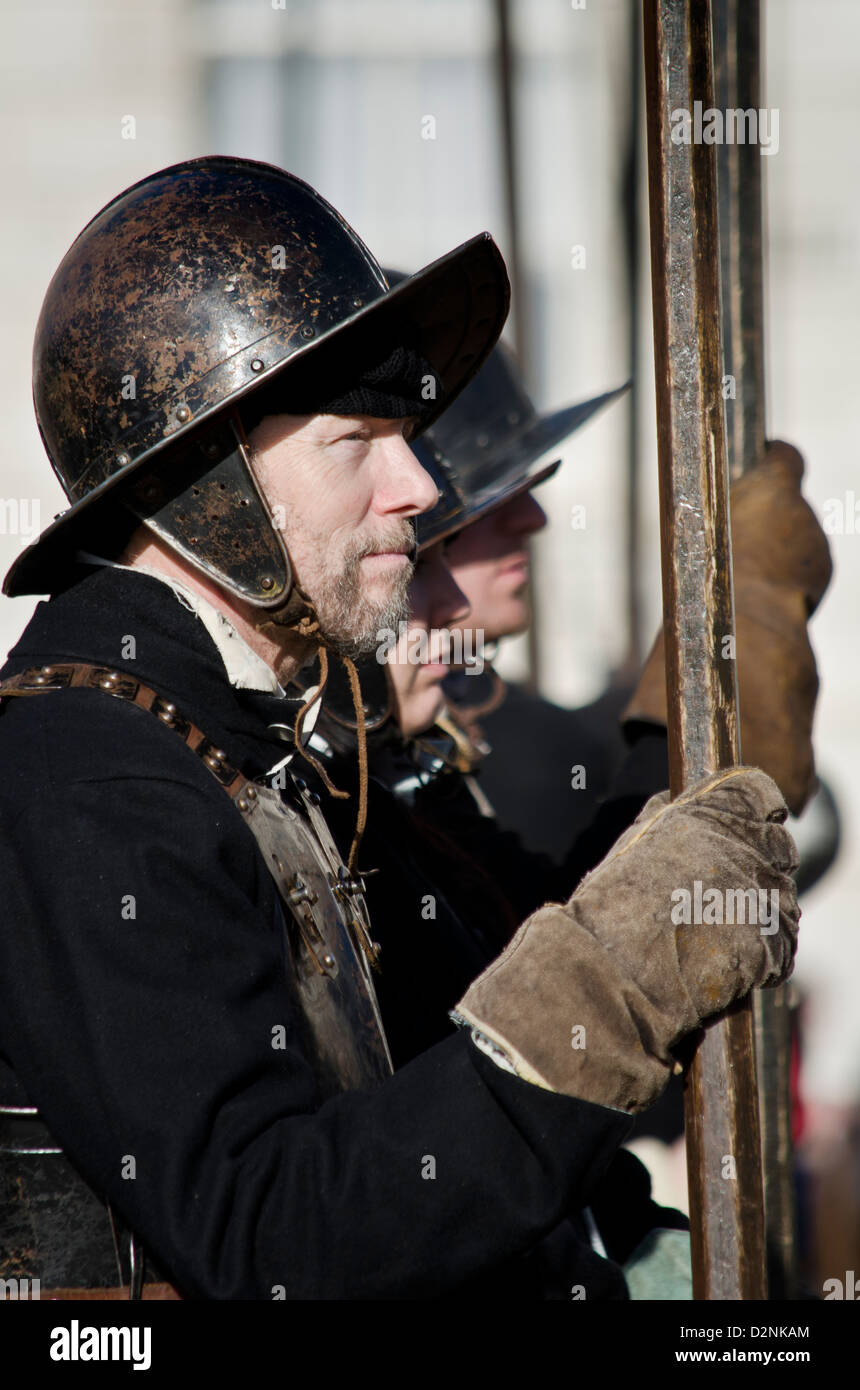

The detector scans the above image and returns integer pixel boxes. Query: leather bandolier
[0,662,393,1300]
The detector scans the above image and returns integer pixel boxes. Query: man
[419,343,832,863]
[401,345,832,1164]
[0,156,797,1300]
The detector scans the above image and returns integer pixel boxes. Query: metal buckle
[284,873,337,977]
[330,868,382,971]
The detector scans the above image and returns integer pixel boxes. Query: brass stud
[117,452,132,468]
[175,405,191,424]
[322,953,335,969]
[237,797,249,812]
[261,576,274,591]
[246,786,257,800]
[251,358,264,372]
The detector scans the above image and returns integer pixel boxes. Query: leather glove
[623,441,832,815]
[453,767,799,1114]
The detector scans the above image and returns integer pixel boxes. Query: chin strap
[286,621,369,876]
[338,655,369,874]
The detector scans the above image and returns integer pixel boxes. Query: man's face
[247,412,438,658]
[386,541,471,737]
[444,488,548,641]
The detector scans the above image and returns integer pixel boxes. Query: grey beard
[298,521,416,660]
[315,557,412,660]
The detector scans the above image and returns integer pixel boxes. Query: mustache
[349,521,417,565]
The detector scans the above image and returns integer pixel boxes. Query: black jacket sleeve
[0,691,632,1299]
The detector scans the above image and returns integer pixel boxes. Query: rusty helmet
[5,156,509,604]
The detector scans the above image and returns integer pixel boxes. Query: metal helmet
[5,156,510,603]
[413,339,629,548]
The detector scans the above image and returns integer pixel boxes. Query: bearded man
[0,157,798,1301]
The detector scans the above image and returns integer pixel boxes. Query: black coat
[0,565,649,1300]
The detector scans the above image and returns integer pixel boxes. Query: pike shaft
[643,0,767,1300]
[713,0,797,1300]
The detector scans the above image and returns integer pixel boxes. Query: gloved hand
[453,767,798,1113]
[623,441,832,815]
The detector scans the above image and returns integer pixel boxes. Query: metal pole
[642,0,767,1300]
[493,0,540,692]
[618,0,644,683]
[713,0,797,1301]
[713,0,766,483]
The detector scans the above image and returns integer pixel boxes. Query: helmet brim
[5,234,509,597]
[417,381,630,549]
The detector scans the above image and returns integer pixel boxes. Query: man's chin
[484,598,530,641]
[319,593,411,662]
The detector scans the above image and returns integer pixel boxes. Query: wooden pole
[642,0,767,1300]
[713,0,797,1301]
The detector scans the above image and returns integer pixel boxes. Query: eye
[331,429,370,446]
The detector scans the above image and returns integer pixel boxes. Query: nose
[499,488,548,537]
[374,434,440,517]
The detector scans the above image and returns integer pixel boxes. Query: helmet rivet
[261,576,274,590]
[116,452,131,467]
[300,326,314,339]
[352,298,363,309]
[251,358,265,372]
[175,405,191,424]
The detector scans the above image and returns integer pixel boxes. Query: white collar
[75,552,323,776]
[76,551,283,694]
